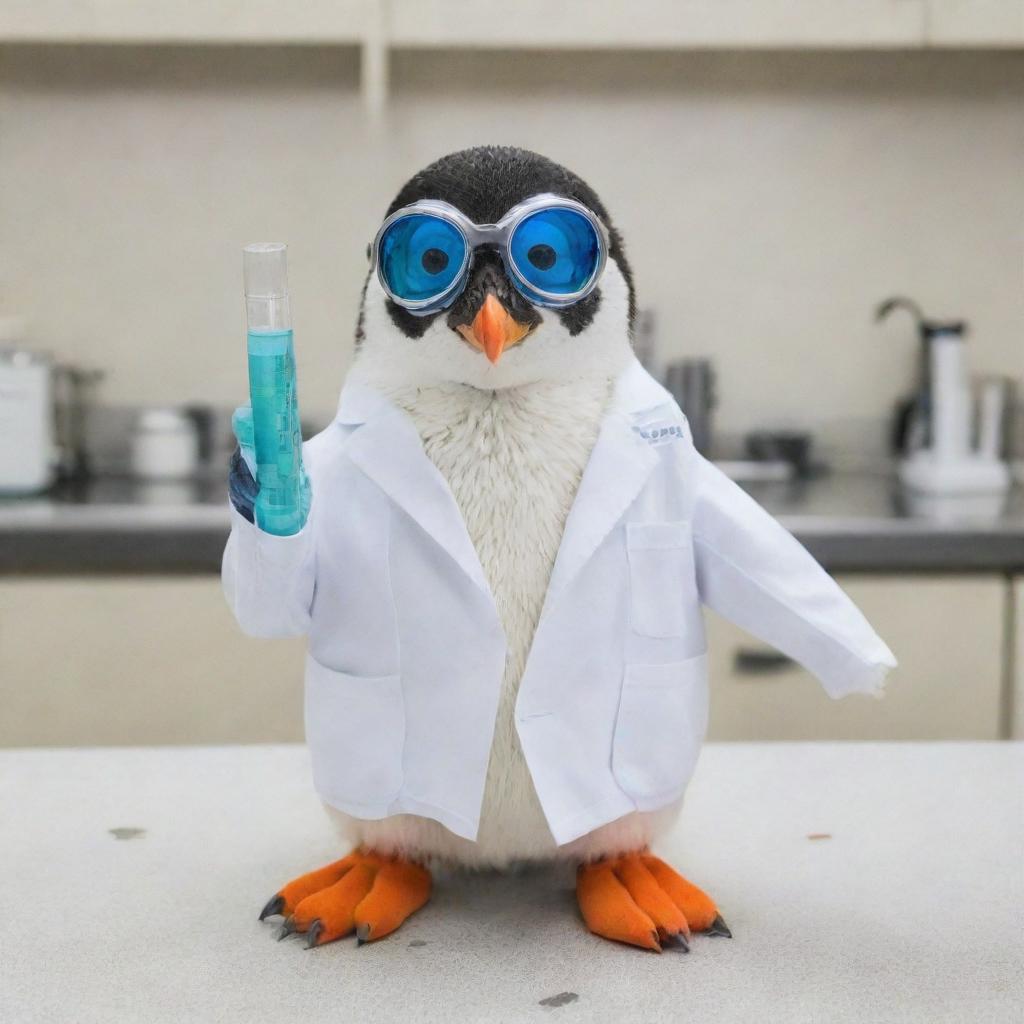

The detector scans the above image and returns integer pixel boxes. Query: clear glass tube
[240,243,306,536]
[244,243,292,331]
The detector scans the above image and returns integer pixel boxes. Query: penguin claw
[663,931,690,953]
[305,920,324,949]
[707,914,732,938]
[259,894,285,921]
[263,850,432,953]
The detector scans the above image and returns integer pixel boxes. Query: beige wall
[1,45,1021,436]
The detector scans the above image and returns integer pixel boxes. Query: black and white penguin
[261,146,727,952]
[348,147,675,867]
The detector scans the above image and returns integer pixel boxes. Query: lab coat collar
[332,358,676,598]
[338,393,493,594]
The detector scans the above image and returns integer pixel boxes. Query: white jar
[0,347,55,494]
[131,408,199,481]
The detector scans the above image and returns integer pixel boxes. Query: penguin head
[354,146,636,391]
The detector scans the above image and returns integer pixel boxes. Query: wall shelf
[2,1,1022,111]
[388,1,927,50]
[0,1,375,45]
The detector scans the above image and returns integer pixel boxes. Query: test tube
[239,243,306,536]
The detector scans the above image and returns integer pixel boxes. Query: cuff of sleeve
[823,645,898,700]
[229,502,313,570]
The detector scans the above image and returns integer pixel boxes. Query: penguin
[255,146,730,952]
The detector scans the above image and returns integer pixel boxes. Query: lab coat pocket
[304,655,405,808]
[627,521,694,638]
[612,657,708,804]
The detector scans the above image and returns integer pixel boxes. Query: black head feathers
[375,146,635,341]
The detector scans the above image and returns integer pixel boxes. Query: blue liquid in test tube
[237,243,307,536]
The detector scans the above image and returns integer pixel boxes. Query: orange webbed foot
[577,852,730,951]
[258,848,431,948]
[640,854,731,937]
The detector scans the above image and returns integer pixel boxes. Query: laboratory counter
[1,741,1019,1023]
[1,470,1022,574]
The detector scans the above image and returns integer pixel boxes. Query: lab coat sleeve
[221,502,316,640]
[691,455,896,698]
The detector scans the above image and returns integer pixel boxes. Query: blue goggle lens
[509,207,602,300]
[378,214,467,305]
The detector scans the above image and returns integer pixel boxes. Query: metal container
[665,358,716,456]
[53,364,103,481]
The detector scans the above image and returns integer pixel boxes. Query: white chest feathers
[403,378,611,625]
[347,378,612,866]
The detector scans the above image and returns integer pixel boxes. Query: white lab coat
[223,359,895,846]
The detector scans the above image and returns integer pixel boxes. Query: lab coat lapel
[337,382,490,594]
[335,360,671,603]
[546,362,667,600]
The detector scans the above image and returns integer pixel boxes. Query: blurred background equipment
[130,407,201,481]
[0,343,54,494]
[745,430,815,479]
[876,296,946,457]
[665,358,716,456]
[877,297,1011,496]
[53,363,104,481]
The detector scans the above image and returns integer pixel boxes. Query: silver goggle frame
[370,192,610,315]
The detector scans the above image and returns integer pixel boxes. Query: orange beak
[456,294,532,364]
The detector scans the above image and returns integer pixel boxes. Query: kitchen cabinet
[3,1,1023,113]
[387,1,927,49]
[0,577,305,747]
[0,572,1012,747]
[706,575,1007,741]
[0,1,375,44]
[927,0,1024,46]
[11,1,1024,50]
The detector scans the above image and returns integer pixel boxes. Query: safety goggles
[370,193,609,316]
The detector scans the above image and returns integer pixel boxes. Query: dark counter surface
[1,471,1022,574]
[0,477,229,573]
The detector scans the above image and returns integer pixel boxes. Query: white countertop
[1,742,1020,1023]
